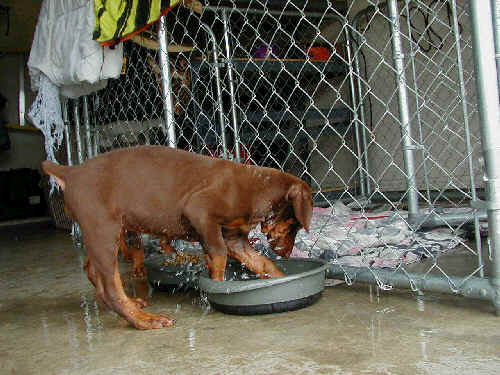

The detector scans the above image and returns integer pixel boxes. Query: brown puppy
[42,146,312,330]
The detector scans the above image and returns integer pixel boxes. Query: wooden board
[5,124,40,132]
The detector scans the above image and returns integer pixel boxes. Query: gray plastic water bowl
[199,258,328,315]
[144,252,205,290]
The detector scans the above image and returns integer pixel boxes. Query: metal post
[469,0,500,315]
[72,221,83,248]
[345,27,366,197]
[61,99,73,166]
[418,209,487,228]
[327,264,494,301]
[18,54,25,126]
[222,10,241,163]
[158,15,177,148]
[387,0,419,223]
[93,126,99,157]
[92,94,99,156]
[201,22,229,159]
[404,1,431,206]
[492,0,500,88]
[73,98,84,164]
[70,98,83,248]
[351,33,371,196]
[207,5,339,18]
[449,0,484,277]
[82,96,93,159]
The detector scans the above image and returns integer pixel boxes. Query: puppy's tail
[41,160,72,191]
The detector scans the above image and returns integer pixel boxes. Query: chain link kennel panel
[56,0,500,312]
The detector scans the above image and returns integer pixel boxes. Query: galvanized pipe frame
[158,15,177,149]
[200,22,229,159]
[205,1,487,245]
[345,27,367,198]
[222,10,241,163]
[82,96,94,159]
[18,54,25,126]
[61,99,73,166]
[327,264,494,302]
[325,0,500,313]
[201,3,490,295]
[405,2,479,209]
[67,98,84,247]
[55,2,497,309]
[59,99,77,234]
[493,0,500,88]
[73,98,84,165]
[349,1,485,231]
[449,0,484,277]
[403,1,432,205]
[275,0,498,310]
[469,0,500,314]
[205,5,344,19]
[350,3,414,207]
[387,0,421,224]
[349,32,372,197]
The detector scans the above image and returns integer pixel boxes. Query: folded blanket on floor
[249,201,464,269]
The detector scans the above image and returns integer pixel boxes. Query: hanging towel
[28,0,123,98]
[93,0,183,46]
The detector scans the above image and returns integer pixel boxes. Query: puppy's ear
[286,182,313,232]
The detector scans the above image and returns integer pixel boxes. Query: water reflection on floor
[0,228,499,375]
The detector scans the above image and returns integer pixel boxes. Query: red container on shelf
[307,46,330,61]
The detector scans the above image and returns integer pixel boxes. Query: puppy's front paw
[133,311,176,330]
[130,297,148,309]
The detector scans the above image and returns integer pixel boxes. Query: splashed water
[198,291,211,313]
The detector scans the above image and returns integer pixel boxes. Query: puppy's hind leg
[124,230,147,279]
[118,229,133,261]
[80,218,174,330]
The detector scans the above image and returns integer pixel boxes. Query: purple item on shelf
[254,44,279,59]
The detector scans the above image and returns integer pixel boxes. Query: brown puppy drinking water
[42,145,312,330]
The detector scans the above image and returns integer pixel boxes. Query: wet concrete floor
[1,227,499,374]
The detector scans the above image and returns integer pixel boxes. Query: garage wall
[0,53,45,170]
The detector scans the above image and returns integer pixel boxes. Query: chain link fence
[52,0,500,308]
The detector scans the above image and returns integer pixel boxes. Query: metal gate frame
[325,0,499,315]
[58,0,500,315]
